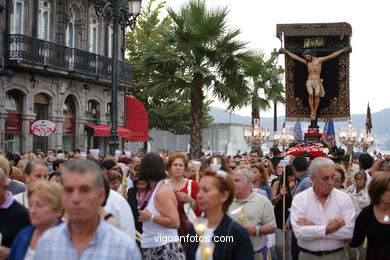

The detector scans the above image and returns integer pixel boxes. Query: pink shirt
[291,187,355,251]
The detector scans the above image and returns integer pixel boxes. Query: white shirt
[291,187,355,251]
[14,191,29,208]
[104,189,135,241]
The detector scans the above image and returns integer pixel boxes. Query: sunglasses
[230,166,236,170]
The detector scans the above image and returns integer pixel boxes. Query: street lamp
[273,125,294,151]
[94,0,141,155]
[357,130,374,154]
[244,119,270,151]
[338,120,357,155]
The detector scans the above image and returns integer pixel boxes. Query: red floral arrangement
[280,142,329,158]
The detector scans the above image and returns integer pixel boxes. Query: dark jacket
[127,187,143,233]
[186,214,254,260]
[9,221,62,260]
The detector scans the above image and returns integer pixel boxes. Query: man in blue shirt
[34,160,141,260]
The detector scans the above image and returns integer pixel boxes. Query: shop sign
[31,120,56,137]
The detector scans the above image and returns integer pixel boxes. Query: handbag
[183,179,197,223]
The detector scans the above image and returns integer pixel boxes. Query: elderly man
[0,168,30,260]
[229,167,276,260]
[291,157,355,260]
[34,160,141,259]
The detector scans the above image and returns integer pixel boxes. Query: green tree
[242,50,284,128]
[126,0,212,137]
[142,0,249,158]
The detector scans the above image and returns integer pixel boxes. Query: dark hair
[6,153,21,166]
[201,170,234,213]
[138,153,167,182]
[53,159,65,171]
[292,156,308,172]
[250,149,260,157]
[251,163,269,185]
[167,152,188,171]
[25,160,48,175]
[206,154,230,173]
[359,154,374,170]
[102,159,116,171]
[368,172,390,205]
[303,49,316,56]
[48,171,61,181]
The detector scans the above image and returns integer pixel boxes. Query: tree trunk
[190,76,204,159]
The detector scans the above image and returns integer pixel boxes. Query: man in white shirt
[291,157,355,260]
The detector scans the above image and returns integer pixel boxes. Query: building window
[89,18,98,53]
[10,0,24,34]
[38,0,50,41]
[106,102,111,116]
[66,8,75,48]
[108,26,113,58]
[5,134,21,154]
[63,97,75,115]
[5,92,22,111]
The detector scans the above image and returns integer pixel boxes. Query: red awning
[85,124,132,138]
[125,97,148,142]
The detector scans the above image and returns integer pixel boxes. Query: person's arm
[291,193,328,239]
[280,48,307,64]
[190,181,201,216]
[147,183,180,229]
[271,181,281,205]
[326,194,355,240]
[349,207,368,248]
[318,47,349,62]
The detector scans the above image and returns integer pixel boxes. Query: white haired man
[290,157,355,260]
[229,167,276,260]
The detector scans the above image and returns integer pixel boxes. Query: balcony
[7,34,132,85]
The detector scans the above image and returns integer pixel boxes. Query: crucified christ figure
[281,47,349,120]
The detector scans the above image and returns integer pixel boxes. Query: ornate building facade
[0,0,132,154]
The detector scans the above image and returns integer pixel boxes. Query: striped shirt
[34,218,142,260]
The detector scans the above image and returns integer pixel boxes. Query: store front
[4,90,23,153]
[33,93,51,153]
[63,96,76,152]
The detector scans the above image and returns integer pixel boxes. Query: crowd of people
[0,147,389,260]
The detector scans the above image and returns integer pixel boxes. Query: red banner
[5,113,22,133]
[63,117,76,135]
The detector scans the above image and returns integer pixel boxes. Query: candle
[203,244,214,259]
[195,223,207,236]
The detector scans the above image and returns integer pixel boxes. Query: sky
[143,0,390,118]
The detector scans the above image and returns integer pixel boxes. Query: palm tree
[242,50,285,149]
[142,0,249,158]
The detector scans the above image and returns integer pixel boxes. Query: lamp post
[338,120,357,155]
[94,0,141,155]
[357,130,374,154]
[273,125,294,152]
[244,119,270,152]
